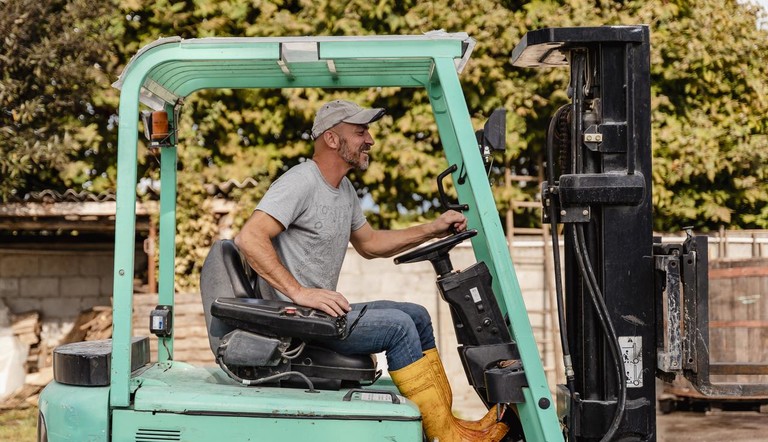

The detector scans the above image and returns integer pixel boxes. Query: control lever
[438,164,469,214]
[437,164,469,234]
[340,304,368,340]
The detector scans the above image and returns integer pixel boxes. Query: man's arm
[234,210,351,317]
[350,210,467,259]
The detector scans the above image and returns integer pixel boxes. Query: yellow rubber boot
[423,348,502,431]
[390,355,509,442]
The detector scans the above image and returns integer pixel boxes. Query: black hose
[545,105,577,440]
[217,358,317,392]
[571,224,627,442]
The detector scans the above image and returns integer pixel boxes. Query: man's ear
[323,130,339,149]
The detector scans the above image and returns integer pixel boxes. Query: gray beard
[339,137,370,171]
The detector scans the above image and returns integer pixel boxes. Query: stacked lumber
[10,311,42,373]
[2,311,46,409]
[1,306,113,409]
[61,306,112,344]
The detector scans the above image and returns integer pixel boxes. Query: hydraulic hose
[571,224,627,442]
[545,106,575,378]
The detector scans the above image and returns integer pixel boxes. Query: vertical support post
[157,102,178,361]
[429,57,563,442]
[108,43,178,407]
[110,82,141,408]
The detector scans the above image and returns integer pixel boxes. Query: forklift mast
[513,26,656,440]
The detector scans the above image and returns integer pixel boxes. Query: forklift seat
[200,239,377,389]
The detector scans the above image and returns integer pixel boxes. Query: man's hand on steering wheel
[431,210,467,238]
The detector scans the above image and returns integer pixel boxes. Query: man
[235,100,508,442]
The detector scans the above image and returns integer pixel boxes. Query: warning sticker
[469,287,482,303]
[619,336,643,388]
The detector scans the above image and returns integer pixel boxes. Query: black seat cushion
[294,345,376,382]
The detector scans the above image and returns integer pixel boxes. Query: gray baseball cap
[311,100,385,140]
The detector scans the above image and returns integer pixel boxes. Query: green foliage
[639,0,768,230]
[0,0,122,199]
[2,0,766,290]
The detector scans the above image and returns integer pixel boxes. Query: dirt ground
[657,410,768,441]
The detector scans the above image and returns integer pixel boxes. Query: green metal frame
[109,34,562,441]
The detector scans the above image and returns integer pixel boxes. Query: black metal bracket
[559,173,645,206]
[437,164,469,212]
[542,183,591,224]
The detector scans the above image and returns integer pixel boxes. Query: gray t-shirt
[255,160,367,301]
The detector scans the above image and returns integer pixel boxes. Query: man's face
[333,123,374,171]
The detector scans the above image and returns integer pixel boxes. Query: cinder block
[359,256,402,276]
[41,297,83,319]
[60,277,100,297]
[100,275,114,296]
[2,297,42,314]
[39,255,80,276]
[79,254,115,276]
[450,246,478,270]
[20,277,60,298]
[80,296,112,310]
[516,267,544,291]
[336,273,370,300]
[380,272,432,300]
[0,255,38,277]
[0,278,19,296]
[98,295,113,307]
[340,249,364,275]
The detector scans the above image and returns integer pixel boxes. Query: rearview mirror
[476,108,506,153]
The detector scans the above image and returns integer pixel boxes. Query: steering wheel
[394,229,477,276]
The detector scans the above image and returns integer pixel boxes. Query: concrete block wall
[0,247,144,346]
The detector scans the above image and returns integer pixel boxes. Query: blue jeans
[315,300,436,371]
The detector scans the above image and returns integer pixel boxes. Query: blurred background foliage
[1,0,766,290]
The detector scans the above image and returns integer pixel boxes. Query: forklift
[38,26,760,442]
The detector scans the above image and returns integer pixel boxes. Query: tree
[0,0,123,200]
[640,0,768,230]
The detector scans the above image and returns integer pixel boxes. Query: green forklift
[43,25,734,442]
[38,32,562,441]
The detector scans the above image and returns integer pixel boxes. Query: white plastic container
[0,328,27,401]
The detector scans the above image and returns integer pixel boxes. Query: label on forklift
[359,392,402,403]
[619,336,643,388]
[469,287,482,303]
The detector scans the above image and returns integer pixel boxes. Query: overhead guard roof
[113,32,476,110]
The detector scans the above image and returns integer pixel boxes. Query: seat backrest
[221,239,259,299]
[200,239,258,355]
